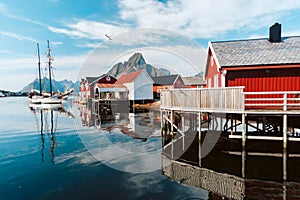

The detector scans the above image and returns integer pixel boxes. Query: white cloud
[0,50,12,54]
[49,20,129,40]
[0,3,48,27]
[118,0,300,38]
[0,31,37,42]
[51,41,63,46]
[48,26,88,38]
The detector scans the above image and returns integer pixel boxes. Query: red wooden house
[79,74,117,103]
[205,23,300,109]
[152,74,184,99]
[205,23,300,93]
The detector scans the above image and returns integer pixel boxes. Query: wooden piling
[283,114,287,149]
[198,112,202,167]
[242,113,246,148]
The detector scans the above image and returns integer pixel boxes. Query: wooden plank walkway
[160,87,300,114]
[160,87,300,148]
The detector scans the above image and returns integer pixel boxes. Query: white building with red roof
[115,70,154,101]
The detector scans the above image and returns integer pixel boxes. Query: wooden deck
[160,87,300,148]
[160,87,300,114]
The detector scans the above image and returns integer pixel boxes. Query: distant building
[115,70,154,102]
[79,74,116,103]
[182,76,206,88]
[152,74,184,99]
[205,22,300,92]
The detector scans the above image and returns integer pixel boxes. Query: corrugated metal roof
[152,75,179,85]
[182,76,205,85]
[211,36,300,67]
[115,70,143,84]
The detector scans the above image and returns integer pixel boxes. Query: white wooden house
[115,70,154,102]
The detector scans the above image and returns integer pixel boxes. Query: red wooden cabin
[205,23,300,109]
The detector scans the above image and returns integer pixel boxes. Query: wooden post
[242,146,246,178]
[283,93,288,149]
[198,112,202,167]
[170,111,174,159]
[242,113,246,148]
[230,114,233,134]
[283,148,287,181]
[160,110,164,148]
[283,114,287,149]
[170,111,174,135]
[182,113,185,152]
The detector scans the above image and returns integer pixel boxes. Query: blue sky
[1,0,300,91]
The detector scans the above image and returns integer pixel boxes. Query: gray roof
[152,75,180,85]
[86,74,115,85]
[86,76,99,83]
[182,76,205,86]
[211,36,300,67]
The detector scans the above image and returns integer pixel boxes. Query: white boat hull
[30,95,62,104]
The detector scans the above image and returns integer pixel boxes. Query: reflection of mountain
[108,52,171,78]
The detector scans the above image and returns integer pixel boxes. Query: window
[207,78,212,88]
[106,76,111,81]
[214,74,218,88]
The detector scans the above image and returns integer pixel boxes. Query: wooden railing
[160,87,245,112]
[243,91,300,111]
[160,88,300,112]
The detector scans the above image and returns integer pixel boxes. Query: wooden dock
[160,87,300,149]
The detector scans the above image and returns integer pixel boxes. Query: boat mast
[47,40,53,97]
[37,43,42,95]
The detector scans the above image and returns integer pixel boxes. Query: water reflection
[75,102,163,173]
[29,104,74,164]
[162,128,300,199]
[78,102,161,141]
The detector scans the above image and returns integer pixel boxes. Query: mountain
[108,52,171,78]
[195,71,204,77]
[21,78,80,93]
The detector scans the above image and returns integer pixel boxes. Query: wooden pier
[160,87,300,149]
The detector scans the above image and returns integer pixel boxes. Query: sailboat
[29,40,71,104]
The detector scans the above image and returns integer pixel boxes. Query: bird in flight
[105,34,113,40]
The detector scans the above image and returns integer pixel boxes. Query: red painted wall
[205,49,222,88]
[226,68,300,109]
[226,68,300,92]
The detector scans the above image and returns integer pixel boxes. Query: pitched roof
[115,70,143,84]
[85,74,114,84]
[152,75,179,85]
[86,76,99,83]
[211,36,300,67]
[182,76,205,85]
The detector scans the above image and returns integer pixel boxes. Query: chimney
[269,22,281,42]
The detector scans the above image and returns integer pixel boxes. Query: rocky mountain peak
[127,52,146,66]
[108,52,170,78]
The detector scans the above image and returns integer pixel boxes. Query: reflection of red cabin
[205,23,300,107]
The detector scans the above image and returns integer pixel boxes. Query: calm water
[0,97,207,200]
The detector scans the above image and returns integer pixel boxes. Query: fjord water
[0,97,207,200]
